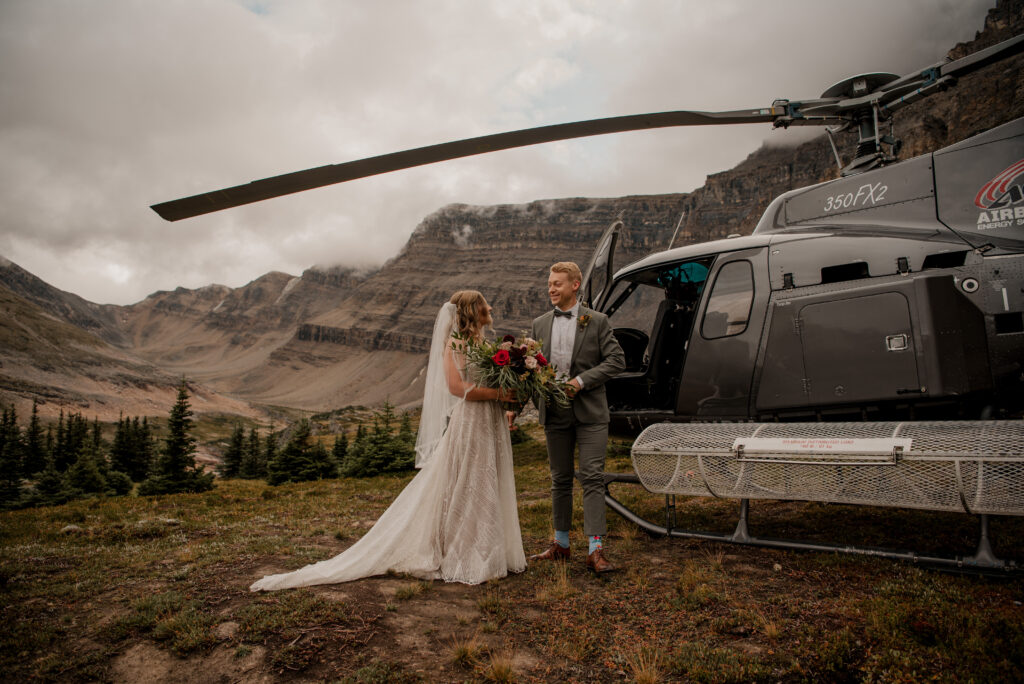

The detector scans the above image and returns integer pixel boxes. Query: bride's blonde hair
[449,290,487,340]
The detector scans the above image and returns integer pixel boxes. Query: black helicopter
[154,34,1024,571]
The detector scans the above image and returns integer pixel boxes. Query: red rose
[492,350,511,366]
[535,352,548,366]
[502,334,516,343]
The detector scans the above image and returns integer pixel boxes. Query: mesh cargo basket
[631,421,1024,515]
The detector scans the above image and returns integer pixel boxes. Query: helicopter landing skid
[601,471,1020,576]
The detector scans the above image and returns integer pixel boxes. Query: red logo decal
[975,159,1024,209]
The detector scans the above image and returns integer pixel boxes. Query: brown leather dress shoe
[528,542,570,562]
[586,549,617,574]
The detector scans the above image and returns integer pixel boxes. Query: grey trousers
[543,421,608,537]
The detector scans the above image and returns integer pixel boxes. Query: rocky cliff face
[301,194,690,354]
[114,266,367,378]
[0,257,129,347]
[2,0,1022,415]
[0,269,262,420]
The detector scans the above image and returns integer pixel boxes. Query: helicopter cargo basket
[603,421,1024,572]
[630,421,1024,516]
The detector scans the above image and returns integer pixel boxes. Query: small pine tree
[266,419,337,485]
[135,417,156,481]
[53,410,68,471]
[23,401,46,477]
[63,413,90,471]
[332,432,348,473]
[392,411,416,471]
[0,405,24,508]
[139,380,214,495]
[340,422,371,477]
[27,454,71,507]
[266,421,306,485]
[263,428,277,475]
[338,403,416,477]
[219,424,245,478]
[240,427,263,479]
[64,444,108,497]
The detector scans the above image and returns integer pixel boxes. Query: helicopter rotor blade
[878,33,1024,114]
[151,107,780,221]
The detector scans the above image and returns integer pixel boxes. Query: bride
[251,290,526,590]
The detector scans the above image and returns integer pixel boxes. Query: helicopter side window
[701,260,754,339]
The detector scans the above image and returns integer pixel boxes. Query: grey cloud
[0,0,998,304]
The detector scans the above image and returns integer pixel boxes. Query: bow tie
[553,308,573,318]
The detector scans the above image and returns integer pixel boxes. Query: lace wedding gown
[251,322,525,591]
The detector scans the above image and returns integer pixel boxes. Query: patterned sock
[589,535,603,554]
[554,530,570,548]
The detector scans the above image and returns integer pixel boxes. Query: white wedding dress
[251,304,526,591]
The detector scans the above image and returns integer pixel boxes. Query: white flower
[499,341,513,350]
[524,356,538,370]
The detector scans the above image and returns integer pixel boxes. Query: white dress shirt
[550,301,584,388]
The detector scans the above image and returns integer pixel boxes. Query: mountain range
[2,0,1022,422]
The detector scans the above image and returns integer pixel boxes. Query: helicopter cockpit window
[603,258,712,374]
[701,260,754,339]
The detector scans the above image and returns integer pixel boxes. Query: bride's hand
[496,387,517,402]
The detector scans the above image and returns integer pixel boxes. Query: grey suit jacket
[532,306,625,426]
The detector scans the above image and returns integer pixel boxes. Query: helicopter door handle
[885,334,909,352]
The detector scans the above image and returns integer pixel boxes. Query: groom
[528,261,625,574]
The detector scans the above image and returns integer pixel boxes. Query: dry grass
[448,631,484,667]
[2,435,1024,682]
[624,645,666,684]
[482,651,517,683]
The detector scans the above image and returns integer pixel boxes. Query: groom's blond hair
[550,261,582,285]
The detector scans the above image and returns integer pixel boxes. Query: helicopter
[153,34,1024,572]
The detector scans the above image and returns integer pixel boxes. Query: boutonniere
[578,314,591,330]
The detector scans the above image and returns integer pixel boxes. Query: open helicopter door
[579,220,621,310]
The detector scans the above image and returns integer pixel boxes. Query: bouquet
[454,333,571,409]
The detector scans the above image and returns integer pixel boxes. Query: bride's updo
[449,290,487,340]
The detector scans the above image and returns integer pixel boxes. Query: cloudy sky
[0,0,997,305]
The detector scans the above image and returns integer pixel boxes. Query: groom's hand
[566,378,581,397]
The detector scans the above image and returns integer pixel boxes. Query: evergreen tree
[338,403,415,477]
[266,419,336,485]
[306,439,337,481]
[91,417,103,452]
[367,414,393,475]
[62,412,90,471]
[104,469,134,496]
[332,432,348,468]
[135,417,155,481]
[0,405,24,508]
[138,380,214,495]
[53,410,69,471]
[262,428,277,475]
[64,443,107,497]
[110,414,153,482]
[266,422,303,485]
[23,401,46,476]
[340,422,371,477]
[27,454,71,507]
[240,427,264,479]
[219,424,245,478]
[393,411,416,471]
[109,414,131,476]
